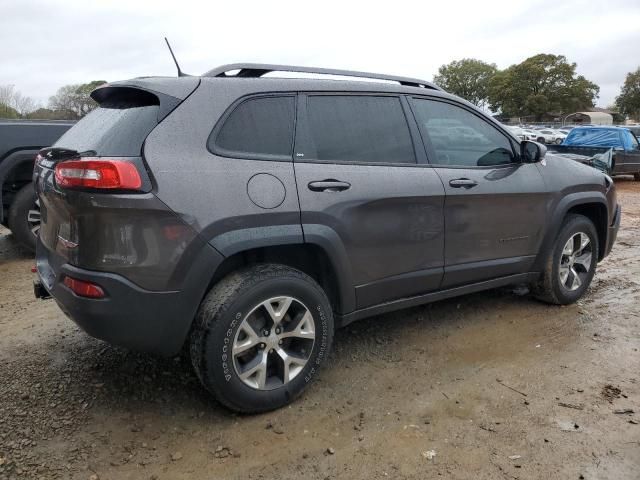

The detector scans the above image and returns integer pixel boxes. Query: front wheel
[537,137,546,144]
[190,264,334,413]
[532,214,598,305]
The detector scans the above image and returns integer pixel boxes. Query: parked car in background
[34,63,620,412]
[506,126,535,141]
[534,129,566,144]
[0,119,74,249]
[623,125,640,137]
[451,125,492,145]
[548,126,640,178]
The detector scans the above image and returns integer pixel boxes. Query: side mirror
[521,140,547,163]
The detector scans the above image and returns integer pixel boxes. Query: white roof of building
[568,112,613,124]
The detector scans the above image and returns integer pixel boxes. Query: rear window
[210,96,295,160]
[53,98,159,157]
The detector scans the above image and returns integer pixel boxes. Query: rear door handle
[308,179,351,192]
[449,178,478,189]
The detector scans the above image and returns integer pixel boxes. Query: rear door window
[305,95,415,164]
[211,96,296,160]
[54,96,159,157]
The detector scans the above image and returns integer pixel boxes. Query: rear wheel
[190,264,334,413]
[555,138,563,144]
[532,214,598,305]
[7,183,39,251]
[634,173,640,181]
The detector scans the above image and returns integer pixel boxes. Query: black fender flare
[0,148,39,223]
[302,224,356,314]
[207,223,356,315]
[533,191,609,271]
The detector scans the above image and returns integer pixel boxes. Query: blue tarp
[563,127,634,150]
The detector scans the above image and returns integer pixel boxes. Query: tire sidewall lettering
[307,303,329,382]
[221,313,242,382]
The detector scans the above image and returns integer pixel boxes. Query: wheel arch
[565,203,608,261]
[534,193,609,270]
[0,149,39,224]
[205,233,355,315]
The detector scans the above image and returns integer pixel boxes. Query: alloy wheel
[232,296,315,390]
[559,232,593,291]
[27,198,41,238]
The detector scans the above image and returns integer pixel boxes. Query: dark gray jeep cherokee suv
[34,64,620,412]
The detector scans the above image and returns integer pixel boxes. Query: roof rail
[203,63,441,90]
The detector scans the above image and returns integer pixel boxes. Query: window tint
[213,96,295,158]
[411,98,515,167]
[54,101,159,156]
[306,95,415,164]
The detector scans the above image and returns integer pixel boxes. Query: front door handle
[449,178,478,189]
[308,179,351,192]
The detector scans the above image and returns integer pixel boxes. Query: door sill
[337,272,540,327]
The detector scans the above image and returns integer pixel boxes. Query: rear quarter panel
[142,80,303,254]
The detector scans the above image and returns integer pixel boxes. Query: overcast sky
[1,0,639,109]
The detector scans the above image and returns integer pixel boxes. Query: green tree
[488,54,599,121]
[0,102,19,119]
[615,67,640,121]
[0,85,36,118]
[25,107,71,120]
[48,80,106,119]
[605,105,625,124]
[433,59,498,108]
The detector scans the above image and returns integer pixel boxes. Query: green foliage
[0,102,19,119]
[48,80,107,119]
[433,59,498,107]
[615,68,640,121]
[25,108,71,120]
[487,54,599,120]
[0,85,35,118]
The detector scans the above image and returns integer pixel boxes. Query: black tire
[190,264,334,413]
[537,137,546,144]
[7,183,38,252]
[634,173,640,181]
[532,214,598,305]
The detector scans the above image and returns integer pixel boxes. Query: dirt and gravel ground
[1,181,639,480]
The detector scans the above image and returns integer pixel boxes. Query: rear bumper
[36,237,223,356]
[604,203,621,258]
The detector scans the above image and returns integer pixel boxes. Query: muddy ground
[1,181,639,480]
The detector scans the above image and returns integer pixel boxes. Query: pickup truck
[1,119,74,250]
[546,126,640,179]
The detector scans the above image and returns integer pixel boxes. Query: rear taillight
[54,158,142,190]
[63,276,105,298]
